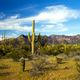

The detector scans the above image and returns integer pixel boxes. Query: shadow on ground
[0,65,10,69]
[0,72,14,76]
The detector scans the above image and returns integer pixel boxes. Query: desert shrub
[0,48,4,57]
[75,60,80,80]
[0,45,6,57]
[6,53,21,61]
[0,45,13,57]
[30,57,46,76]
[30,56,58,76]
[65,44,80,57]
[40,45,59,56]
[6,48,28,61]
[40,46,49,55]
[20,45,30,51]
[45,44,67,56]
[57,44,66,53]
[64,45,72,56]
[56,57,63,64]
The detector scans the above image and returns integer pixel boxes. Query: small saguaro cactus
[2,32,6,55]
[2,32,6,41]
[2,32,6,48]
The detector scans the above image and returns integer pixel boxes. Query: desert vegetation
[0,20,80,80]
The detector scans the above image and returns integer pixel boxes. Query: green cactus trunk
[32,20,35,55]
[2,32,6,54]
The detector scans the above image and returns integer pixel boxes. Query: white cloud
[8,14,20,20]
[0,14,32,32]
[25,5,80,23]
[0,5,80,36]
[0,23,32,31]
[39,23,68,33]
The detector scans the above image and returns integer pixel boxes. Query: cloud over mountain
[0,5,80,37]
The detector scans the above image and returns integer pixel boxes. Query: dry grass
[0,57,79,80]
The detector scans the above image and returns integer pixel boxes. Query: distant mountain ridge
[0,34,80,46]
[48,34,80,44]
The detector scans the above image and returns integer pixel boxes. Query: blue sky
[0,0,80,39]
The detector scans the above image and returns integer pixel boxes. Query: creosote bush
[0,43,80,61]
[30,56,58,76]
[6,48,31,61]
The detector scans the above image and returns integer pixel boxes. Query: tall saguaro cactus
[28,20,41,55]
[32,20,35,55]
[28,20,35,55]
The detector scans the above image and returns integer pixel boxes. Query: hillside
[0,34,80,46]
[48,35,80,44]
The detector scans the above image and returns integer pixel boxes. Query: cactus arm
[28,32,31,42]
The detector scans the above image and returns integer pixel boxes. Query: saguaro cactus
[31,20,35,55]
[28,20,41,55]
[2,32,6,47]
[28,20,35,55]
[2,32,6,55]
[2,32,6,41]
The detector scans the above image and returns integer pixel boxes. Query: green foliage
[6,48,24,61]
[30,56,57,76]
[0,37,80,61]
[40,44,80,56]
[28,32,42,55]
[40,44,65,56]
[0,45,5,57]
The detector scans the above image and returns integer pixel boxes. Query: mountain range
[0,34,80,46]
